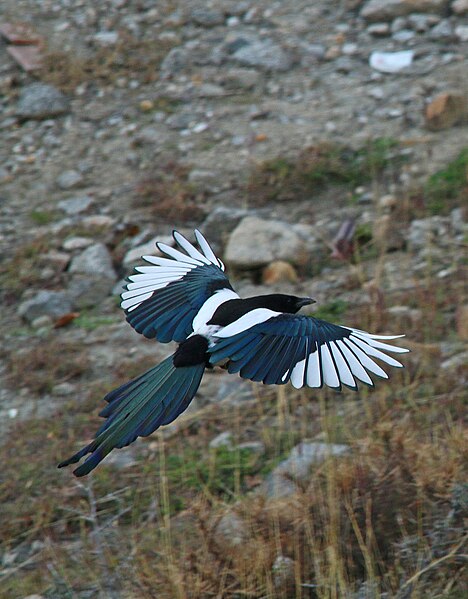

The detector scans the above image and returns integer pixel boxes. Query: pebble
[191,8,224,27]
[56,170,84,190]
[16,83,70,120]
[367,22,391,35]
[213,512,248,550]
[455,25,468,42]
[361,0,449,22]
[62,236,94,251]
[58,195,93,214]
[232,39,294,71]
[209,431,234,449]
[428,19,454,39]
[452,0,468,14]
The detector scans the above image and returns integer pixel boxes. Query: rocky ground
[0,1,467,598]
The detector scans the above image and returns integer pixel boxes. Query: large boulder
[225,217,308,269]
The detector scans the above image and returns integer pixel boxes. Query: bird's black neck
[209,294,301,327]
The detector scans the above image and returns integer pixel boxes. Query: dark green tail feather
[58,355,205,477]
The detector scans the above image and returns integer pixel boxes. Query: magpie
[58,229,408,477]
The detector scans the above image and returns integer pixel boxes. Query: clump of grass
[0,237,51,303]
[312,299,348,322]
[424,147,468,215]
[39,33,177,92]
[248,138,403,204]
[134,161,206,223]
[29,209,60,226]
[6,338,89,394]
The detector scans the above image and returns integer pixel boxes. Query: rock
[456,305,468,340]
[361,0,450,21]
[69,243,116,279]
[201,207,250,253]
[213,512,248,550]
[160,47,191,76]
[104,450,138,470]
[407,216,450,250]
[223,68,261,90]
[455,25,468,42]
[262,471,298,499]
[209,431,234,449]
[16,83,70,120]
[232,39,294,71]
[18,290,72,323]
[272,555,296,593]
[93,31,119,45]
[425,92,468,131]
[67,276,113,308]
[225,217,307,269]
[31,315,53,329]
[428,18,454,39]
[367,22,390,35]
[62,236,94,251]
[56,170,84,190]
[262,261,298,285]
[191,8,224,27]
[452,0,468,14]
[440,351,468,372]
[21,595,46,599]
[273,442,350,483]
[58,195,93,215]
[407,13,440,31]
[52,382,76,396]
[450,207,467,235]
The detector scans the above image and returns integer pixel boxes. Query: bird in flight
[59,230,408,476]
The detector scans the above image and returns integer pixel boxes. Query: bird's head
[267,294,315,314]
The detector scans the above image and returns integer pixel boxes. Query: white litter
[369,50,414,73]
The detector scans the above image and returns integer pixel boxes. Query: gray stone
[225,216,307,269]
[58,195,93,215]
[52,382,76,396]
[209,431,234,449]
[62,236,94,251]
[262,471,298,499]
[56,170,84,190]
[455,25,468,42]
[407,216,450,250]
[18,290,72,323]
[440,351,468,372]
[123,236,173,266]
[67,276,115,308]
[272,555,296,591]
[213,512,248,549]
[16,83,70,120]
[223,68,261,90]
[367,22,391,35]
[392,29,416,41]
[452,0,468,14]
[428,19,454,39]
[201,206,250,253]
[272,442,350,483]
[407,13,440,31]
[191,8,224,27]
[160,47,191,76]
[69,243,116,279]
[232,40,294,71]
[361,0,449,21]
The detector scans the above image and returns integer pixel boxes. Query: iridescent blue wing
[121,230,238,343]
[209,313,408,390]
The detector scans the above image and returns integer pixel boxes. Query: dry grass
[39,32,177,92]
[134,161,206,223]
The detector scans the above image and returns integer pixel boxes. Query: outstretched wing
[209,313,408,390]
[121,230,238,343]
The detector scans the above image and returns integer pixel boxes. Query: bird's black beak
[297,297,316,308]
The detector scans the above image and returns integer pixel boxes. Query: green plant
[424,148,468,214]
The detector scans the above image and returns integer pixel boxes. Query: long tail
[58,355,205,477]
